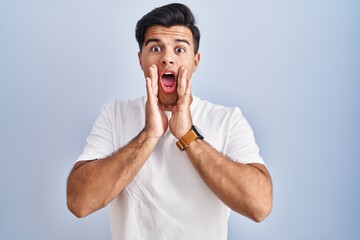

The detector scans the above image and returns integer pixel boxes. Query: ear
[193,52,200,71]
[138,51,143,69]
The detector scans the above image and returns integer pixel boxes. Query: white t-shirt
[77,96,264,240]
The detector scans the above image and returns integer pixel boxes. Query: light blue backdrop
[1,0,359,239]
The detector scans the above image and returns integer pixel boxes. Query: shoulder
[191,96,245,136]
[101,96,146,114]
[192,96,243,119]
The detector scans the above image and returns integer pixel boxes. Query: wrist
[176,125,204,151]
[139,128,162,143]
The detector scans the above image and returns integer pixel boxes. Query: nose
[161,50,174,65]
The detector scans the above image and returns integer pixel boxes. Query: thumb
[170,105,177,116]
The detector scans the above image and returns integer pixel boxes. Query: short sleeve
[225,108,264,165]
[76,103,115,162]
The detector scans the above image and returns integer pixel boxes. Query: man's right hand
[144,64,168,139]
[67,67,166,217]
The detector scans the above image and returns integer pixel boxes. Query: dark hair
[135,3,200,54]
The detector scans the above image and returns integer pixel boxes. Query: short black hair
[135,3,200,54]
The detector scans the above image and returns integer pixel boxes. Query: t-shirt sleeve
[225,108,264,165]
[76,103,115,162]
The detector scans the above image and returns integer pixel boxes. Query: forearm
[67,129,159,217]
[185,139,272,222]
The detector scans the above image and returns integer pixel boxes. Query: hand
[169,67,193,139]
[144,65,168,139]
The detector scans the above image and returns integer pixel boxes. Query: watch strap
[176,127,200,151]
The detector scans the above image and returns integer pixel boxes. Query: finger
[149,64,158,92]
[145,77,154,100]
[181,77,192,106]
[184,77,192,98]
[170,104,177,115]
[177,67,188,97]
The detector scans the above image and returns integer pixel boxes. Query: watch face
[192,125,204,140]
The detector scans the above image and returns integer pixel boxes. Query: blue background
[1,0,359,239]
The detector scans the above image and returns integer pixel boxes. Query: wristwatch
[176,125,204,151]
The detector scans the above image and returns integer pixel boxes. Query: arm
[67,65,167,218]
[66,130,159,218]
[169,68,272,222]
[185,140,272,222]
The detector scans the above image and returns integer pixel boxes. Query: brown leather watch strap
[176,129,199,151]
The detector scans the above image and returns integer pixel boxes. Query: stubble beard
[158,91,178,110]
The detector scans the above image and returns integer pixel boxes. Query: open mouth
[160,71,177,94]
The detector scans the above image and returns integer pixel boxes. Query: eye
[151,46,161,52]
[175,47,185,54]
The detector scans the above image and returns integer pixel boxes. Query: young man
[67,3,272,240]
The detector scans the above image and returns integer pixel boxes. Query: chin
[159,93,178,107]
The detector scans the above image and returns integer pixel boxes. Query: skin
[67,25,272,222]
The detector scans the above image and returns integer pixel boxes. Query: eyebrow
[144,38,191,47]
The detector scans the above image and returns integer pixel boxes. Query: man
[67,3,272,240]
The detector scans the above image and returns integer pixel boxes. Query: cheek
[139,58,150,71]
[185,56,197,68]
[186,61,197,72]
[141,58,155,68]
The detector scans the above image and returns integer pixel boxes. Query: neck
[163,95,193,111]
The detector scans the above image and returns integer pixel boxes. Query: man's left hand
[169,67,193,139]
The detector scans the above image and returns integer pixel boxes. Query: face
[138,25,200,107]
